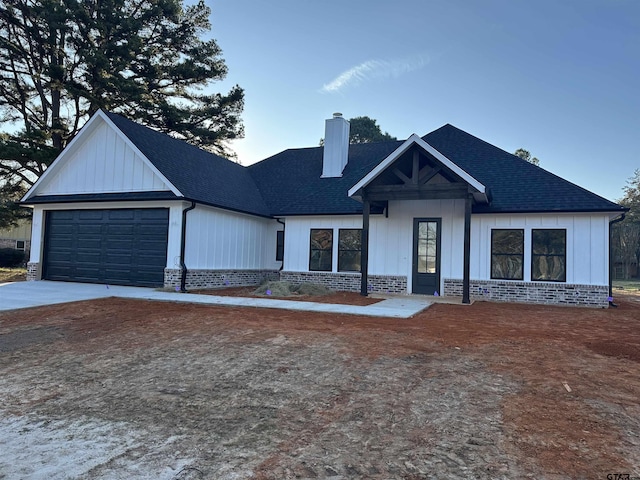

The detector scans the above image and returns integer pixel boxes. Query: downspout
[180,201,196,293]
[608,213,626,307]
[276,218,285,271]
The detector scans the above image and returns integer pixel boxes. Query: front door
[412,218,441,295]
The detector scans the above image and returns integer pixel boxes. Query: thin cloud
[321,55,429,93]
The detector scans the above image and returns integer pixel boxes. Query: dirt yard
[193,285,382,306]
[0,294,639,479]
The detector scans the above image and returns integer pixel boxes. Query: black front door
[412,218,441,295]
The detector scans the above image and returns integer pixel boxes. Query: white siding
[282,199,466,293]
[284,216,364,273]
[184,205,281,270]
[38,121,170,195]
[283,206,611,293]
[370,200,465,292]
[472,213,610,285]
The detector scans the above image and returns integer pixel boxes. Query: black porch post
[360,196,370,296]
[462,195,472,304]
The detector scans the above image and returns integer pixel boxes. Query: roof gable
[23,111,179,201]
[348,134,487,202]
[102,112,271,217]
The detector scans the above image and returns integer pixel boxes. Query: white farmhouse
[22,111,627,307]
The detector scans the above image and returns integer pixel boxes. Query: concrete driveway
[0,281,151,311]
[0,281,431,318]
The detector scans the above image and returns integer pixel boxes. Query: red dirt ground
[0,293,638,478]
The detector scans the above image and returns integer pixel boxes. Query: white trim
[27,200,188,269]
[348,133,486,198]
[21,110,182,201]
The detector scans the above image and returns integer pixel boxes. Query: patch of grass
[613,280,640,294]
[0,267,27,283]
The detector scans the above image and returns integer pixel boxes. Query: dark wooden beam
[366,183,469,201]
[462,195,472,304]
[360,196,370,296]
[419,166,441,185]
[412,150,419,184]
[392,167,412,185]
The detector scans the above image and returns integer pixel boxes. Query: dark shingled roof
[248,141,403,215]
[249,124,623,215]
[104,112,271,217]
[422,124,625,214]
[27,112,624,217]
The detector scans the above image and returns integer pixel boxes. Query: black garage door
[43,208,169,287]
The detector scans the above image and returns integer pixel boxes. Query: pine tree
[0,0,244,226]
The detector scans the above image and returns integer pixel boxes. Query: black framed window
[15,240,25,251]
[276,230,284,261]
[532,229,566,282]
[338,229,361,272]
[309,229,333,271]
[491,229,524,280]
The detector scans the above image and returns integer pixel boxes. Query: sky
[205,0,639,202]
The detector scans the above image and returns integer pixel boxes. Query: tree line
[1,0,244,227]
[612,170,640,280]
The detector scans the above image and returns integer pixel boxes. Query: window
[338,229,361,272]
[417,221,438,274]
[532,229,566,282]
[15,240,25,251]
[276,230,284,261]
[309,229,333,271]
[491,229,524,280]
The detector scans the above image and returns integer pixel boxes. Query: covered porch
[348,135,489,304]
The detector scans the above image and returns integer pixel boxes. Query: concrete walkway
[0,281,431,318]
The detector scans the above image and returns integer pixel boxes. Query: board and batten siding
[283,202,611,294]
[471,213,610,286]
[184,205,281,270]
[284,215,364,273]
[373,200,465,291]
[282,199,466,293]
[36,120,169,195]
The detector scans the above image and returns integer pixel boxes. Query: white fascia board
[21,110,183,201]
[348,133,486,198]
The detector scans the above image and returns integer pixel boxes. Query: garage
[43,208,169,287]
